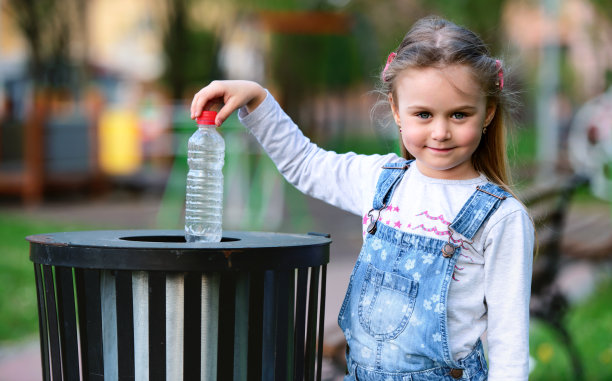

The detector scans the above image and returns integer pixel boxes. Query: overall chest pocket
[358,264,418,340]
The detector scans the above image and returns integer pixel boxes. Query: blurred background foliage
[160,0,221,99]
[1,0,612,379]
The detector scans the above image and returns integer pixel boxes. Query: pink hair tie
[382,52,397,82]
[495,59,504,90]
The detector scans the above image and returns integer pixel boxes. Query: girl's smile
[427,146,454,153]
[390,65,496,180]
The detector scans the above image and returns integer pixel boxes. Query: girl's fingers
[190,91,208,119]
[215,99,240,126]
[190,80,258,126]
[190,82,224,119]
[191,93,235,126]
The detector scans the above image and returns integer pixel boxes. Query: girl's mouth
[427,146,454,153]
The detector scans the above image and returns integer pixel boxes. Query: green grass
[0,212,96,343]
[529,277,612,380]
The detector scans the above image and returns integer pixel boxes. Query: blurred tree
[417,0,506,49]
[4,0,87,89]
[590,0,612,21]
[235,1,378,128]
[158,0,220,100]
[269,29,368,116]
[218,0,511,128]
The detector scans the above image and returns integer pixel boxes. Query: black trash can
[27,230,331,381]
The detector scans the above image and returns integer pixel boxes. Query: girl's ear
[389,93,401,125]
[485,102,497,126]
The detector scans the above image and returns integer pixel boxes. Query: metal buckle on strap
[476,186,507,200]
[366,204,386,234]
[381,163,410,169]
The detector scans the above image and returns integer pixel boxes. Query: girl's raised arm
[190,80,267,126]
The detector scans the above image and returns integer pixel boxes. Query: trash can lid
[27,230,330,271]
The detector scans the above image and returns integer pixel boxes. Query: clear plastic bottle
[185,110,225,242]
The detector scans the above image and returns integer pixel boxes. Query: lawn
[529,277,612,380]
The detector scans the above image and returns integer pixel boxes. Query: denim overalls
[339,161,511,380]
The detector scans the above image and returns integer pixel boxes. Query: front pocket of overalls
[358,264,418,340]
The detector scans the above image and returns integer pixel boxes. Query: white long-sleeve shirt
[238,90,534,380]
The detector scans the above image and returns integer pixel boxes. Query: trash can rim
[27,229,331,271]
[26,229,331,248]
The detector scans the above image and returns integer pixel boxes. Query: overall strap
[448,183,512,241]
[366,160,412,235]
[371,160,413,210]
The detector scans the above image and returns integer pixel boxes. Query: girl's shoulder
[484,190,534,234]
[498,195,530,218]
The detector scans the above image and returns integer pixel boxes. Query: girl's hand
[190,80,267,126]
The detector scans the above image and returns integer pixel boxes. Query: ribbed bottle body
[184,125,225,242]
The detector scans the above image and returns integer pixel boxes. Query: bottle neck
[197,123,217,129]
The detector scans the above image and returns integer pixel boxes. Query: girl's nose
[431,120,451,141]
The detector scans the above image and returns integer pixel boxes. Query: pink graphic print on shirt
[362,207,471,280]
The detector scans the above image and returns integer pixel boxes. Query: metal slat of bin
[247,271,264,380]
[42,265,62,380]
[148,271,166,381]
[183,272,202,378]
[132,271,149,380]
[305,266,321,381]
[75,268,105,380]
[166,273,185,380]
[275,269,293,380]
[233,272,250,380]
[55,266,80,381]
[261,270,276,380]
[317,265,327,381]
[100,271,118,380]
[33,265,51,381]
[293,267,309,381]
[286,269,297,378]
[115,270,135,379]
[218,271,236,379]
[201,273,220,380]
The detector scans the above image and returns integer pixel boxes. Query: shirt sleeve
[483,205,534,380]
[238,90,398,216]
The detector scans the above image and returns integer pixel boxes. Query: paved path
[0,340,41,381]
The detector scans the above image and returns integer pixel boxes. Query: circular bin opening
[120,235,240,243]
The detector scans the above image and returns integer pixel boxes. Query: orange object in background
[98,108,142,175]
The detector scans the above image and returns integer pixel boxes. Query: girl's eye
[452,112,466,120]
[416,112,431,119]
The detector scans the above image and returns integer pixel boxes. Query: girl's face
[390,65,496,180]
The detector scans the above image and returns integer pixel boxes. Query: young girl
[191,16,534,381]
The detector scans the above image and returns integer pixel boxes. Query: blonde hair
[376,16,519,191]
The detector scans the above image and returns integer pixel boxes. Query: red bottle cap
[196,111,217,125]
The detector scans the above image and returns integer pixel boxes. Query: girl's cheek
[402,130,420,146]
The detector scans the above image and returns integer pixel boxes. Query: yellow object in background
[98,108,142,175]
